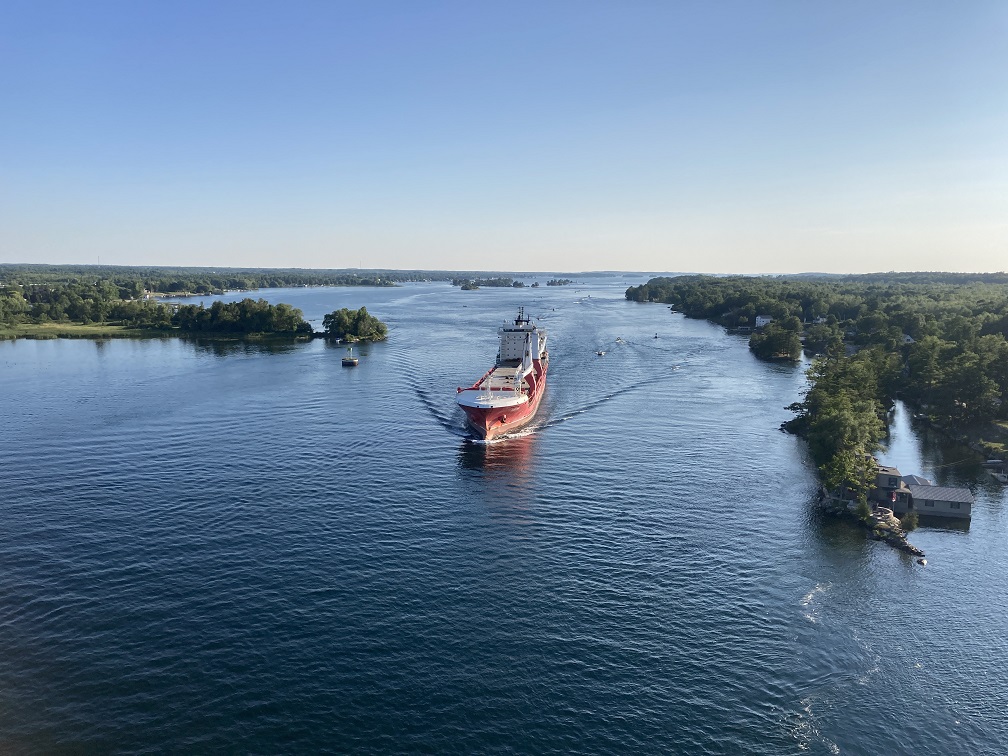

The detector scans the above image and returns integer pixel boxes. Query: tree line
[101,298,313,335]
[0,264,424,296]
[0,283,313,334]
[0,265,414,329]
[626,273,1008,493]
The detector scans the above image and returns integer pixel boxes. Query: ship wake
[414,387,469,437]
[544,371,674,429]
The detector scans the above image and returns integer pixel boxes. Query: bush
[854,501,871,522]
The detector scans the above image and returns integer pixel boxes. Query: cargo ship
[457,307,548,440]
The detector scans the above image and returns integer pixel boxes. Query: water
[1,278,1006,753]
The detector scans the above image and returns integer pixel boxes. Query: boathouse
[867,463,973,519]
[903,482,973,519]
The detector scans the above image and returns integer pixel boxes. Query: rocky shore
[865,506,925,557]
[822,495,925,559]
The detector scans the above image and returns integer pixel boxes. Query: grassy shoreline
[0,322,317,341]
[0,322,167,340]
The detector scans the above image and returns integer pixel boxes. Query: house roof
[908,484,974,504]
[903,474,932,486]
[877,464,902,477]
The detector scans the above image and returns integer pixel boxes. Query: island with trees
[0,265,403,339]
[171,299,314,336]
[322,307,388,342]
[626,273,1008,497]
[546,278,574,286]
[451,277,520,289]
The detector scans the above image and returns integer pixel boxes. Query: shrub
[854,501,871,522]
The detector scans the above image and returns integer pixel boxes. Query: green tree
[750,316,802,360]
[322,306,388,341]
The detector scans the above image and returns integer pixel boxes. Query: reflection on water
[185,336,304,357]
[323,339,379,358]
[909,416,986,485]
[916,514,971,532]
[457,432,538,483]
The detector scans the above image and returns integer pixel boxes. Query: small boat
[342,347,359,367]
[596,350,605,356]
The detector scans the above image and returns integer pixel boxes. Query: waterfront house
[904,482,973,519]
[874,470,974,520]
[876,464,903,490]
[755,315,773,328]
[869,464,912,509]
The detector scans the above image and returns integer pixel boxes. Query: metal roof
[908,485,974,504]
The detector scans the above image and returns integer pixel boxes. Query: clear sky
[1,1,1005,273]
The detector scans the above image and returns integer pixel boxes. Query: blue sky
[1,1,1005,272]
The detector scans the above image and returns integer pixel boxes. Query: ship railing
[477,375,495,400]
[476,374,525,400]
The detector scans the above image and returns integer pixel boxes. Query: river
[1,277,1005,753]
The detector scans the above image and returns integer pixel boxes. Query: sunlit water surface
[1,279,1005,753]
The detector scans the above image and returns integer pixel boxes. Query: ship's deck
[457,362,532,409]
[490,365,522,384]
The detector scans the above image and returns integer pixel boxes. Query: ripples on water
[1,280,1006,753]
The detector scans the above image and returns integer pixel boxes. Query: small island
[452,277,519,289]
[322,307,388,342]
[546,278,574,286]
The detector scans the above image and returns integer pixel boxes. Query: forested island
[172,299,314,336]
[450,276,575,289]
[452,277,525,289]
[0,265,406,338]
[627,273,1008,497]
[322,307,388,342]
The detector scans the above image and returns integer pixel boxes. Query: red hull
[460,359,548,440]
